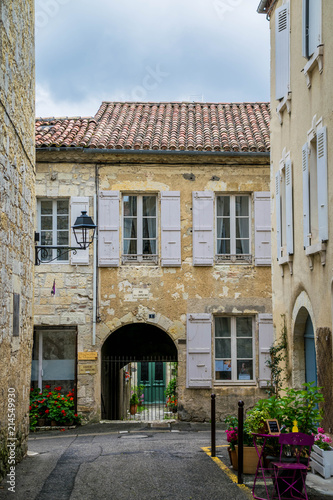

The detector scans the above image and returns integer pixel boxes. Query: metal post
[211,394,216,457]
[238,400,244,484]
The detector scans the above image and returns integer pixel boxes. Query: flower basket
[310,444,333,479]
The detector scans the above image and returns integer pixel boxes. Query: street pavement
[0,422,332,499]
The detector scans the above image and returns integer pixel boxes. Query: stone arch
[291,291,315,388]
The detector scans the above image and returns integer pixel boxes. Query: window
[215,316,254,382]
[275,157,293,263]
[38,199,69,262]
[303,0,322,59]
[122,195,157,263]
[216,195,250,263]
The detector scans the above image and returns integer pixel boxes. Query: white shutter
[186,313,212,388]
[161,191,181,267]
[70,197,89,265]
[254,192,271,266]
[302,143,310,248]
[285,160,294,255]
[308,0,322,57]
[258,314,274,388]
[98,190,120,267]
[192,191,214,266]
[275,4,290,100]
[275,172,282,259]
[317,126,328,241]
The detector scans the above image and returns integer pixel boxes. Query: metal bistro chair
[271,432,314,500]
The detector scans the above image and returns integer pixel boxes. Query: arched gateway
[101,323,178,420]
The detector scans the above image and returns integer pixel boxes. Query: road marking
[202,446,253,500]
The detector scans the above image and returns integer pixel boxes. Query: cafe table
[252,432,280,500]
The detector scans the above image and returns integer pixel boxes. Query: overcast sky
[35,0,270,118]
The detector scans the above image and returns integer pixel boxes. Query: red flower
[30,388,34,391]
[60,428,65,432]
[61,410,66,415]
[54,386,62,391]
[45,385,51,389]
[74,414,78,417]
[70,397,73,401]
[45,409,49,414]
[29,406,32,410]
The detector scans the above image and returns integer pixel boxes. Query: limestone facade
[0,0,35,481]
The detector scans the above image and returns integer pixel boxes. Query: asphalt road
[0,423,330,500]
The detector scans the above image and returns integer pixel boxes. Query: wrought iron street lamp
[35,211,96,265]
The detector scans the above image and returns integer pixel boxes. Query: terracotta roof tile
[35,101,270,153]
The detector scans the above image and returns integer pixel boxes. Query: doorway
[304,315,317,385]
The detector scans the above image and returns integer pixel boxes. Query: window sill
[122,255,159,265]
[214,381,257,386]
[304,45,324,89]
[278,254,293,276]
[305,241,327,269]
[276,93,291,125]
[215,254,252,265]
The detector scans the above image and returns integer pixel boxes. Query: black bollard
[211,394,216,457]
[238,400,244,484]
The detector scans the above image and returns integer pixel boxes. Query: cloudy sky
[35,0,270,118]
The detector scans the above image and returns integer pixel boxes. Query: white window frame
[215,194,251,264]
[214,316,255,385]
[37,198,70,263]
[122,194,158,264]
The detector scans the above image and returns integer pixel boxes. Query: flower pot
[235,445,262,474]
[130,404,138,415]
[310,444,333,479]
[38,418,46,427]
[228,447,238,469]
[51,420,58,426]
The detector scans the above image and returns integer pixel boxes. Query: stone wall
[0,0,35,482]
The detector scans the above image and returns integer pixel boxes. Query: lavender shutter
[192,191,214,266]
[302,143,310,248]
[285,160,294,255]
[258,314,274,388]
[254,192,271,266]
[98,190,120,267]
[275,172,282,259]
[161,191,181,267]
[317,126,328,242]
[70,197,89,265]
[186,314,212,388]
[275,4,290,100]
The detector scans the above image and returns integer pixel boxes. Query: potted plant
[224,416,238,469]
[310,427,333,479]
[130,392,139,415]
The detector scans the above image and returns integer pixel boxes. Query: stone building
[34,101,272,422]
[258,0,333,431]
[0,0,35,480]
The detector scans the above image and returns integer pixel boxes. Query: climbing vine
[265,315,288,397]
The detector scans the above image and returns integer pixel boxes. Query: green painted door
[138,362,166,404]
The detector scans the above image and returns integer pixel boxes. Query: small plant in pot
[129,392,139,415]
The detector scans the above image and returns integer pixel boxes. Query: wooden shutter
[302,143,310,248]
[192,191,214,266]
[275,172,282,259]
[254,192,271,266]
[70,197,89,265]
[302,0,308,58]
[317,126,328,241]
[285,160,294,255]
[186,314,212,388]
[275,3,290,100]
[161,191,181,267]
[98,190,120,267]
[308,0,322,57]
[258,314,274,388]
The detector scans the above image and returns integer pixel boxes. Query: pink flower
[317,427,325,434]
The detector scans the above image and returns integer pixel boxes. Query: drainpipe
[92,166,98,346]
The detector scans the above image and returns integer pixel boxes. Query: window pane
[57,216,68,230]
[217,240,230,254]
[236,218,249,238]
[235,196,249,216]
[123,196,137,216]
[41,201,52,215]
[215,360,232,380]
[237,360,253,380]
[143,196,156,216]
[57,248,67,261]
[217,218,230,238]
[140,362,149,382]
[57,200,68,214]
[123,239,137,254]
[217,196,230,216]
[236,240,249,254]
[215,317,231,337]
[124,218,137,238]
[143,218,156,238]
[236,317,252,337]
[57,231,69,246]
[40,248,53,261]
[155,362,163,381]
[41,231,52,245]
[237,338,253,358]
[143,239,156,254]
[41,216,52,230]
[215,338,231,358]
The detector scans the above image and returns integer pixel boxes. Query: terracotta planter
[228,447,238,469]
[130,404,138,415]
[235,445,262,474]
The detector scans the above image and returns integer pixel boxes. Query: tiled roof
[36,102,270,153]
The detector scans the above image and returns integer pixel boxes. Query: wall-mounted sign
[78,352,98,361]
[78,364,97,375]
[132,288,149,299]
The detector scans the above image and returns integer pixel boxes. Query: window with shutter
[161,191,181,267]
[98,191,120,267]
[317,126,328,242]
[275,172,282,259]
[303,0,322,59]
[258,314,274,388]
[275,3,290,100]
[254,192,271,266]
[186,314,212,388]
[37,198,70,263]
[285,160,294,255]
[192,191,214,266]
[71,197,89,265]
